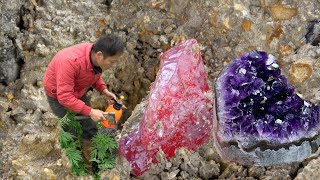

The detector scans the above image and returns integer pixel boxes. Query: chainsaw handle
[103,112,116,125]
[103,112,115,118]
[110,96,125,104]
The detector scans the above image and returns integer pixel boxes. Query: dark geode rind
[214,50,320,166]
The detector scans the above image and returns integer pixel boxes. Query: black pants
[46,94,97,140]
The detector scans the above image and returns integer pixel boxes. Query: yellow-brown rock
[279,45,294,56]
[6,92,14,101]
[289,60,313,84]
[36,80,43,87]
[222,17,231,29]
[209,12,218,28]
[43,168,56,180]
[271,4,298,21]
[242,19,252,32]
[267,24,284,44]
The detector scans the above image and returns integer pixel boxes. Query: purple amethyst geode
[214,50,320,166]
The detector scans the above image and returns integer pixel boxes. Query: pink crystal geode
[214,50,320,166]
[119,39,213,176]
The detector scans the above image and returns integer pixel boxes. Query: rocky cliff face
[0,0,319,179]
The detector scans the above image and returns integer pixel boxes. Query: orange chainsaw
[101,95,126,129]
[75,96,126,130]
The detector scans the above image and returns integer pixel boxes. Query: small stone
[180,163,198,177]
[199,160,220,180]
[165,162,172,169]
[11,160,18,167]
[248,166,265,179]
[279,45,293,56]
[140,174,160,180]
[42,112,58,127]
[160,169,179,180]
[209,12,218,28]
[0,100,9,112]
[43,168,56,180]
[150,0,166,10]
[179,171,189,179]
[164,25,174,34]
[242,19,252,32]
[219,163,246,179]
[11,159,25,171]
[56,159,62,166]
[223,17,231,29]
[289,61,313,84]
[270,4,298,21]
[36,80,43,87]
[305,20,320,46]
[6,92,14,101]
[11,106,26,116]
[170,34,187,46]
[107,174,121,180]
[295,157,320,180]
[203,147,220,162]
[263,165,292,180]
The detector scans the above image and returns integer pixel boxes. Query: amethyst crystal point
[214,50,320,166]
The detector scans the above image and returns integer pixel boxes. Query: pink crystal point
[119,39,213,176]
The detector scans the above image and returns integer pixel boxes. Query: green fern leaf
[65,146,83,167]
[59,131,76,148]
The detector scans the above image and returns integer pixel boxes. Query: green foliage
[72,164,90,177]
[59,111,83,140]
[59,111,89,176]
[91,132,117,155]
[58,111,118,179]
[65,146,90,176]
[65,146,83,167]
[59,131,76,149]
[90,126,118,175]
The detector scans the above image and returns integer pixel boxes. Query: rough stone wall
[0,0,25,84]
[0,0,319,179]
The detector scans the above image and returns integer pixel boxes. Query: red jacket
[43,43,106,115]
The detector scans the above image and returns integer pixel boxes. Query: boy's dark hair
[92,34,124,57]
